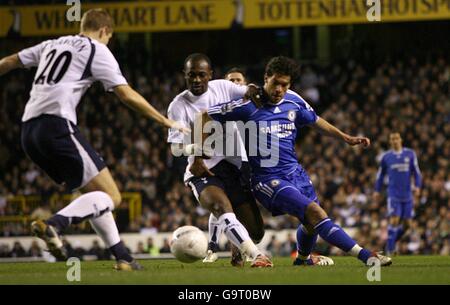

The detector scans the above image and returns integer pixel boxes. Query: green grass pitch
[0,256,449,285]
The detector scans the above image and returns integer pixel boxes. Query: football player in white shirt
[167,54,271,268]
[0,8,187,270]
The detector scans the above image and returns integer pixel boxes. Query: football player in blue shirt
[192,56,392,266]
[373,132,422,255]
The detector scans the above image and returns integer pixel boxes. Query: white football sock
[89,211,121,247]
[57,191,115,224]
[208,213,223,247]
[349,244,364,257]
[218,212,261,259]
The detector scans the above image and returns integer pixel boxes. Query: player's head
[263,56,299,104]
[80,8,114,45]
[389,132,403,150]
[225,67,247,85]
[183,53,213,96]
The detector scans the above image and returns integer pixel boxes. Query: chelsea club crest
[271,179,280,187]
[288,110,296,121]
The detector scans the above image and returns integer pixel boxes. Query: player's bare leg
[199,186,272,267]
[305,202,392,266]
[81,168,122,206]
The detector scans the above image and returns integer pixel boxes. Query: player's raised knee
[306,202,328,225]
[107,191,122,208]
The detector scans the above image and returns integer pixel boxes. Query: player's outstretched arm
[114,85,189,134]
[0,54,23,76]
[312,117,370,148]
[188,111,215,177]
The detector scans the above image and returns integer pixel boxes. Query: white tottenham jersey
[167,79,248,182]
[18,35,127,124]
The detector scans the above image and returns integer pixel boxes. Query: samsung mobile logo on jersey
[260,122,295,138]
[390,163,409,172]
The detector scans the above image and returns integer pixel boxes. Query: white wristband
[183,144,214,157]
[183,144,195,155]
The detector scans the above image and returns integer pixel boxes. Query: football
[170,226,208,263]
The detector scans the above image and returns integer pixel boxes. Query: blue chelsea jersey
[208,90,318,178]
[375,148,422,200]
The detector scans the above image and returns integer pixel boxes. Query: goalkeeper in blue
[192,56,391,266]
[373,132,422,255]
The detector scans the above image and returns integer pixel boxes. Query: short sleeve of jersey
[208,99,256,123]
[91,44,128,92]
[18,40,50,68]
[167,101,189,144]
[294,97,318,127]
[224,80,247,100]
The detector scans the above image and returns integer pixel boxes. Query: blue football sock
[296,225,317,258]
[314,218,372,264]
[395,226,405,242]
[357,248,372,263]
[314,218,356,252]
[387,225,398,253]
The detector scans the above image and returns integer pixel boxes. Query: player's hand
[244,84,264,108]
[189,157,215,177]
[168,119,191,135]
[372,192,380,203]
[345,135,371,148]
[413,187,421,198]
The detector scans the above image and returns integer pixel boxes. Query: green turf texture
[0,256,448,285]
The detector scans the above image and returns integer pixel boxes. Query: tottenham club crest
[271,179,280,187]
[288,110,296,121]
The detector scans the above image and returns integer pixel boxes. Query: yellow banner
[244,0,450,28]
[0,1,236,37]
[0,9,14,37]
[1,1,449,36]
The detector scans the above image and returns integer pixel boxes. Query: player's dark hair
[265,56,300,81]
[184,53,212,70]
[81,8,114,32]
[225,67,246,78]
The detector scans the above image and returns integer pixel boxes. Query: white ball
[170,226,208,263]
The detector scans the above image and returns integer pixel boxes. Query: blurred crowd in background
[0,37,449,257]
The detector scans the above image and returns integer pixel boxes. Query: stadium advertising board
[0,0,449,37]
[0,1,235,37]
[243,0,450,27]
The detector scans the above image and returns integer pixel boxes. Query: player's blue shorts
[387,197,414,219]
[251,165,318,224]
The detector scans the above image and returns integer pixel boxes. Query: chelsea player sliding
[373,132,422,255]
[194,56,392,266]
